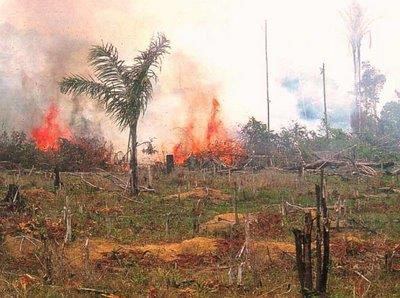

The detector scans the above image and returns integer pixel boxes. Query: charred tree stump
[4,184,25,210]
[315,184,323,291]
[293,229,305,291]
[292,212,313,297]
[293,174,330,297]
[5,184,19,203]
[54,165,61,189]
[303,212,313,292]
[293,214,314,296]
[166,154,174,174]
[320,182,330,295]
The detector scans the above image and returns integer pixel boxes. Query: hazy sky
[0,0,399,150]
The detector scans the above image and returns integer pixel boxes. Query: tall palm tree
[342,2,371,132]
[59,34,170,195]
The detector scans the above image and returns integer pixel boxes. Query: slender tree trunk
[357,45,362,131]
[130,121,139,196]
[352,46,360,133]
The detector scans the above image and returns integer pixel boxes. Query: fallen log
[376,187,400,194]
[357,161,395,169]
[304,160,347,170]
[65,173,104,190]
[282,201,335,217]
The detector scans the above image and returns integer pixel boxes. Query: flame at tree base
[31,103,72,151]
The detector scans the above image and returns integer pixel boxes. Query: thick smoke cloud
[0,22,86,130]
[0,0,133,147]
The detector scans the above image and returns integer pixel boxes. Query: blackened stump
[166,154,174,174]
[4,184,25,209]
[54,165,61,189]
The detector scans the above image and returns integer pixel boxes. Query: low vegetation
[0,165,399,297]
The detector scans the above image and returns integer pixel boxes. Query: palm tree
[59,34,170,195]
[342,2,371,132]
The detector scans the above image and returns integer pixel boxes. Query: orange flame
[173,98,244,165]
[31,103,72,151]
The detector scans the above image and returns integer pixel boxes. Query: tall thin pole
[321,63,328,138]
[265,20,270,132]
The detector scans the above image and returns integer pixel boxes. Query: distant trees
[379,101,400,140]
[239,112,400,168]
[348,61,386,136]
[240,118,316,167]
[60,34,170,195]
[240,117,272,155]
[359,61,386,118]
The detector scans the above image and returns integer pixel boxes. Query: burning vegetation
[173,98,245,166]
[0,129,114,172]
[31,103,72,151]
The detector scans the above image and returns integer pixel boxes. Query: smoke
[281,74,352,129]
[0,0,132,147]
[0,0,237,157]
[0,22,85,130]
[138,52,226,160]
[3,0,393,155]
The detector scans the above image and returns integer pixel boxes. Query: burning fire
[31,103,72,151]
[173,98,244,165]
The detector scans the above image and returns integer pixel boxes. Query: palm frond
[60,75,112,99]
[127,33,170,114]
[89,43,128,92]
[59,75,130,127]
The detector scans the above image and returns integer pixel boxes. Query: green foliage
[240,117,276,155]
[0,130,46,167]
[359,61,386,117]
[240,115,400,166]
[379,101,400,139]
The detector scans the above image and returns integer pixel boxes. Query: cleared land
[0,168,399,297]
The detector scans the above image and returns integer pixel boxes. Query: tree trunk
[315,184,322,292]
[303,212,313,293]
[54,164,61,189]
[320,186,330,294]
[130,121,139,196]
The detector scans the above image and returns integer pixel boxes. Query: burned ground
[0,168,399,297]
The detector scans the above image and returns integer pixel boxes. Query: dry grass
[0,168,399,297]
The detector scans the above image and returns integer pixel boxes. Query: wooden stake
[233,184,239,225]
[147,164,152,188]
[63,197,72,243]
[315,184,323,292]
[265,20,271,131]
[165,212,172,238]
[83,238,90,272]
[54,164,61,190]
[321,63,329,139]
